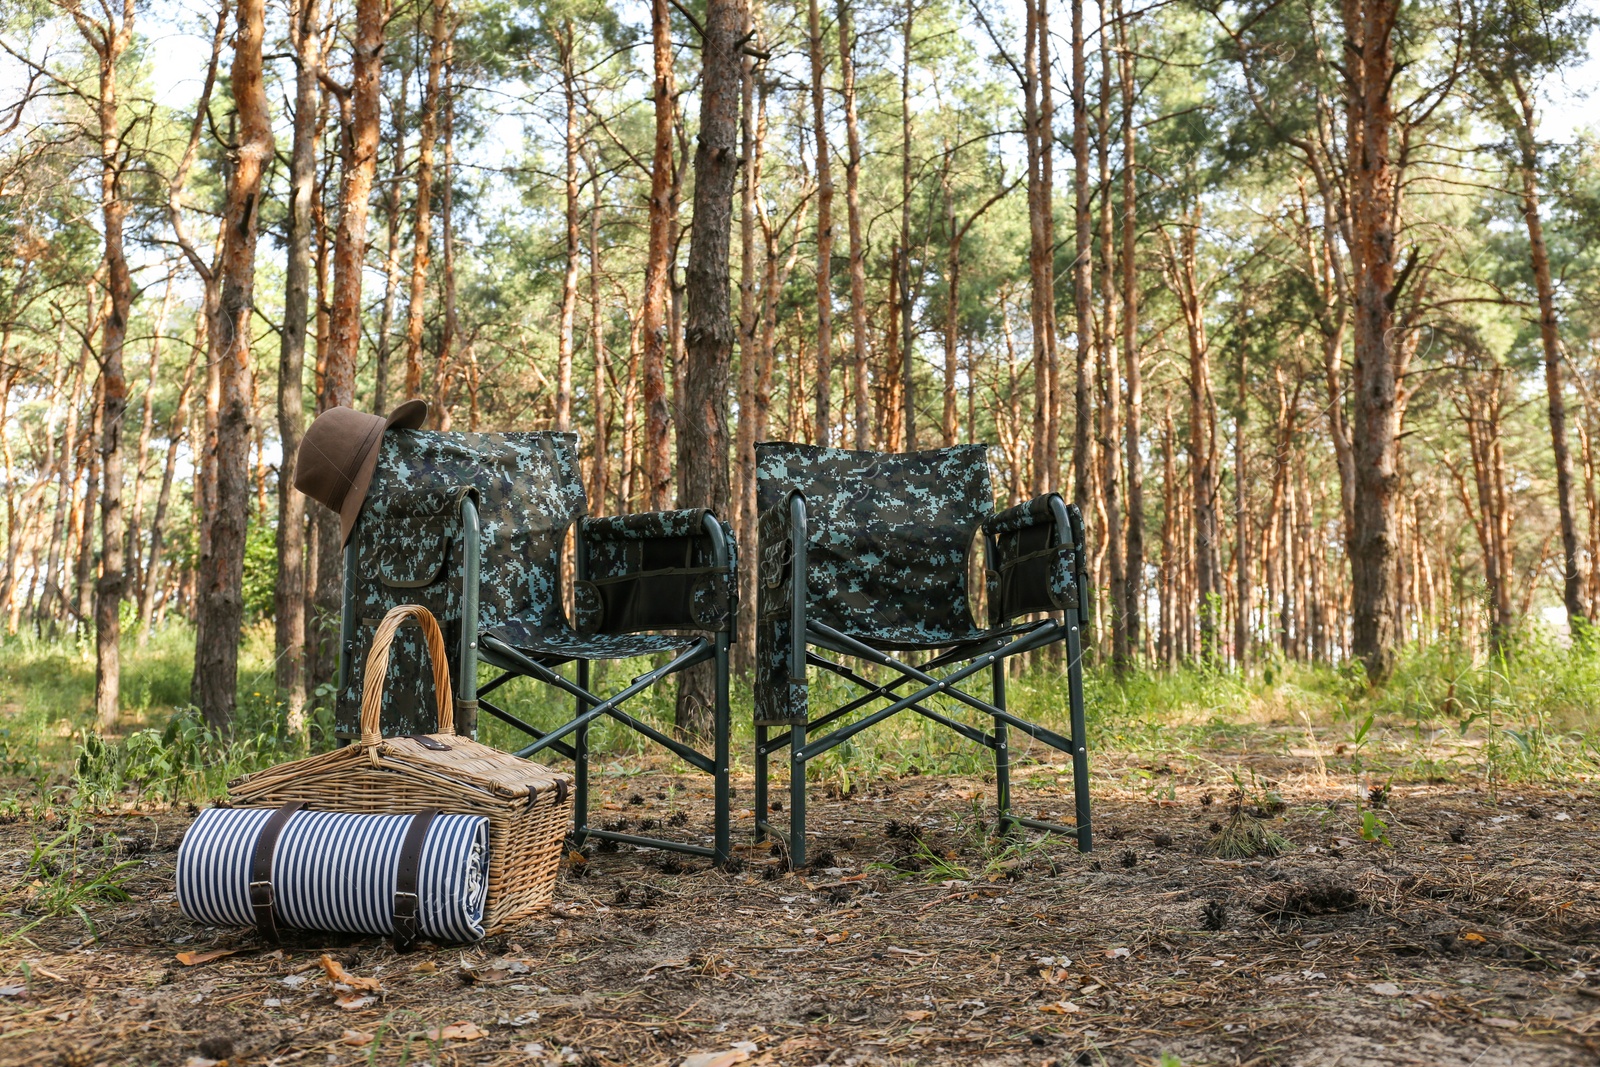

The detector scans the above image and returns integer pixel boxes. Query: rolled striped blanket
[177,807,489,943]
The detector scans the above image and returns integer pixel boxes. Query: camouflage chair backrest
[337,430,586,737]
[754,442,994,648]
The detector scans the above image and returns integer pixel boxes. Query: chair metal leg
[993,659,1016,836]
[713,635,731,867]
[754,724,769,843]
[789,722,807,868]
[1066,618,1092,853]
[573,659,591,847]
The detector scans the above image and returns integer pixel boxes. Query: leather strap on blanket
[392,809,440,951]
[249,801,306,942]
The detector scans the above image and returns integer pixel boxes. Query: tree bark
[326,0,383,410]
[734,5,763,668]
[674,0,742,740]
[833,1,870,448]
[1343,0,1402,681]
[587,148,610,506]
[373,64,407,412]
[808,0,834,445]
[898,0,916,449]
[193,0,274,732]
[433,40,459,425]
[312,0,385,690]
[276,0,321,726]
[1510,73,1587,630]
[1096,0,1126,671]
[404,0,448,401]
[555,20,579,431]
[1115,0,1143,660]
[642,0,676,508]
[1069,0,1091,511]
[72,0,136,729]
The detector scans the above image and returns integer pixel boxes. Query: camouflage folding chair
[337,430,736,864]
[753,442,1091,866]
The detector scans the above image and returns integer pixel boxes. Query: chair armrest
[581,508,718,542]
[574,509,736,635]
[982,493,1089,624]
[379,485,478,521]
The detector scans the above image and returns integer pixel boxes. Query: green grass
[2,623,1598,813]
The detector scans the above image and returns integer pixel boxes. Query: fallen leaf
[1368,982,1402,997]
[183,1058,220,1067]
[1462,932,1487,943]
[1039,1001,1082,1014]
[1105,947,1130,959]
[175,949,239,966]
[340,1030,374,1046]
[0,985,26,997]
[680,1052,750,1067]
[436,1022,488,1041]
[410,961,438,974]
[903,1010,934,1022]
[1482,1017,1520,1029]
[335,992,377,1010]
[320,955,382,991]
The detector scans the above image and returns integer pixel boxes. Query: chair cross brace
[795,620,1075,760]
[479,635,715,773]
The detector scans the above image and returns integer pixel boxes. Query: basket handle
[360,604,456,749]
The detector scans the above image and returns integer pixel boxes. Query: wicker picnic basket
[228,604,571,927]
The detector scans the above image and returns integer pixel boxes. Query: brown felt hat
[294,400,428,544]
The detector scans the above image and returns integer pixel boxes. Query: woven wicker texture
[230,605,571,926]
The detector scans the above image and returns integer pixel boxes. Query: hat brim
[337,400,430,544]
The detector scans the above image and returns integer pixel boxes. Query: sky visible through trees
[2,0,1600,729]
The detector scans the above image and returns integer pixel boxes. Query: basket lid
[373,733,572,799]
[227,736,571,804]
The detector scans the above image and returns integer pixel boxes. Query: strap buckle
[392,891,421,949]
[248,880,274,907]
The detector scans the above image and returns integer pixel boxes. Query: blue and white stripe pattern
[177,808,489,943]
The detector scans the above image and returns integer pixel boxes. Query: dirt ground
[5,752,1600,1067]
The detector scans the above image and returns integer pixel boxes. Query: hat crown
[295,407,387,513]
[294,401,429,543]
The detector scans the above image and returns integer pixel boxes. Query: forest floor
[5,733,1600,1067]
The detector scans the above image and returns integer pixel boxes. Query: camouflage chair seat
[340,430,735,864]
[753,442,1092,865]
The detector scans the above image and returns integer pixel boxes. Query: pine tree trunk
[588,150,610,506]
[734,7,763,669]
[674,0,742,740]
[81,3,135,728]
[193,0,274,732]
[404,0,448,401]
[434,44,458,425]
[555,21,579,432]
[373,67,407,412]
[1344,0,1402,681]
[1510,73,1588,631]
[326,0,383,409]
[898,1,916,449]
[642,0,676,508]
[838,0,870,448]
[809,0,834,445]
[1095,3,1126,671]
[275,0,320,724]
[312,0,384,690]
[1116,0,1143,659]
[1070,0,1091,511]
